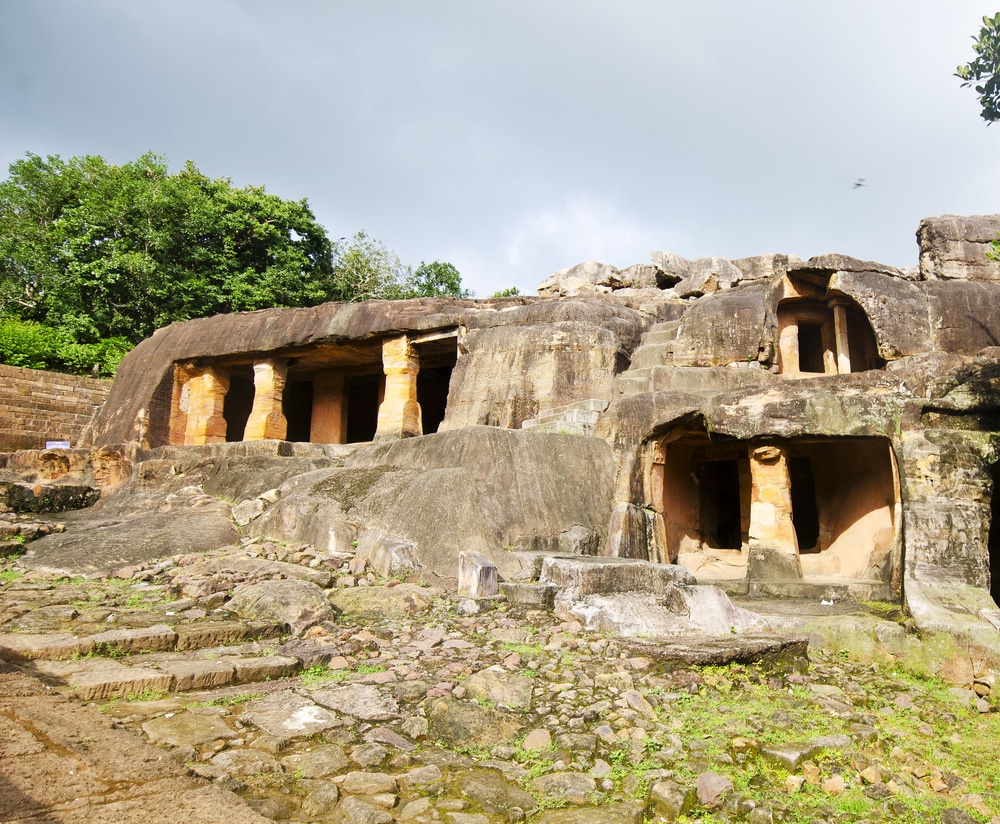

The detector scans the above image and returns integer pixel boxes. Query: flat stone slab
[310,684,400,721]
[618,634,809,670]
[156,659,237,691]
[143,710,238,748]
[0,632,94,661]
[87,624,178,654]
[242,690,341,743]
[44,658,175,700]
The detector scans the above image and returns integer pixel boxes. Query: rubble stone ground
[2,521,1000,823]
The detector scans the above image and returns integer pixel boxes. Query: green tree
[403,260,473,298]
[329,231,411,302]
[0,152,335,345]
[956,12,1000,123]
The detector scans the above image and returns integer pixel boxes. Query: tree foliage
[0,152,336,346]
[956,12,1000,123]
[0,152,471,373]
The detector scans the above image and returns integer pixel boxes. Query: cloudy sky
[1,1,998,296]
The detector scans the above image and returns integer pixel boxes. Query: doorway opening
[990,463,1000,606]
[699,459,743,549]
[223,365,254,442]
[789,455,820,551]
[283,380,314,442]
[345,374,382,443]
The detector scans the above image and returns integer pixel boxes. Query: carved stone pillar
[829,299,851,375]
[375,335,421,440]
[747,444,802,579]
[168,363,198,446]
[184,366,230,445]
[311,373,346,444]
[244,359,288,441]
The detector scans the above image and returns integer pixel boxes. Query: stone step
[637,321,681,348]
[626,343,676,371]
[0,619,284,662]
[746,579,896,602]
[31,646,304,700]
[616,364,775,397]
[520,420,596,436]
[521,398,610,435]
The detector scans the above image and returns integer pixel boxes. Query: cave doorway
[789,455,820,551]
[699,459,743,550]
[345,374,382,443]
[222,365,255,442]
[990,463,1000,606]
[283,380,314,442]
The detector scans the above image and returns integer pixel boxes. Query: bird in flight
[852,178,867,189]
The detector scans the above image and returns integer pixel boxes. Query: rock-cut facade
[81,214,1000,643]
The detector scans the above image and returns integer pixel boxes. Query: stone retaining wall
[0,364,111,451]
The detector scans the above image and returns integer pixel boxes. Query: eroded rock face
[247,426,615,580]
[13,212,1000,652]
[918,214,1000,282]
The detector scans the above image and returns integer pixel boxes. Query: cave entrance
[222,365,255,442]
[990,463,1000,606]
[789,455,820,551]
[656,432,899,585]
[345,373,382,443]
[282,380,314,442]
[699,459,743,550]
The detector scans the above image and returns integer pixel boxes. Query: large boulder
[918,214,1000,282]
[248,427,615,580]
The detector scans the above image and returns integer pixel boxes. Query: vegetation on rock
[0,152,469,374]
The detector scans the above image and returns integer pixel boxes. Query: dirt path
[0,660,272,824]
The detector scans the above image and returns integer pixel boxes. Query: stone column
[829,299,851,375]
[184,366,230,445]
[375,335,422,440]
[311,373,346,444]
[778,323,800,376]
[747,444,802,579]
[244,359,288,441]
[168,363,197,446]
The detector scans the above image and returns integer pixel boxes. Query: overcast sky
[2,1,998,296]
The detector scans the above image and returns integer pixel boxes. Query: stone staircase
[616,319,773,397]
[520,398,610,436]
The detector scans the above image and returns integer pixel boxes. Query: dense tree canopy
[956,13,1000,123]
[0,152,336,344]
[0,152,470,373]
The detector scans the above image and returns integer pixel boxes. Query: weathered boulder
[227,579,334,634]
[670,284,769,366]
[537,261,624,296]
[918,214,1000,282]
[444,321,628,429]
[248,427,615,580]
[424,696,524,749]
[19,491,238,577]
[731,253,805,282]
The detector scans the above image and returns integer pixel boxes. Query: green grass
[186,692,262,708]
[499,641,543,656]
[0,568,23,583]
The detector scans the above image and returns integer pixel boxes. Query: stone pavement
[0,659,272,823]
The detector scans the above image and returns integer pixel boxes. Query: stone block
[0,632,94,661]
[87,624,178,654]
[225,654,300,684]
[64,659,175,700]
[156,659,237,691]
[457,552,498,598]
[499,582,556,609]
[747,545,802,581]
[539,557,695,598]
